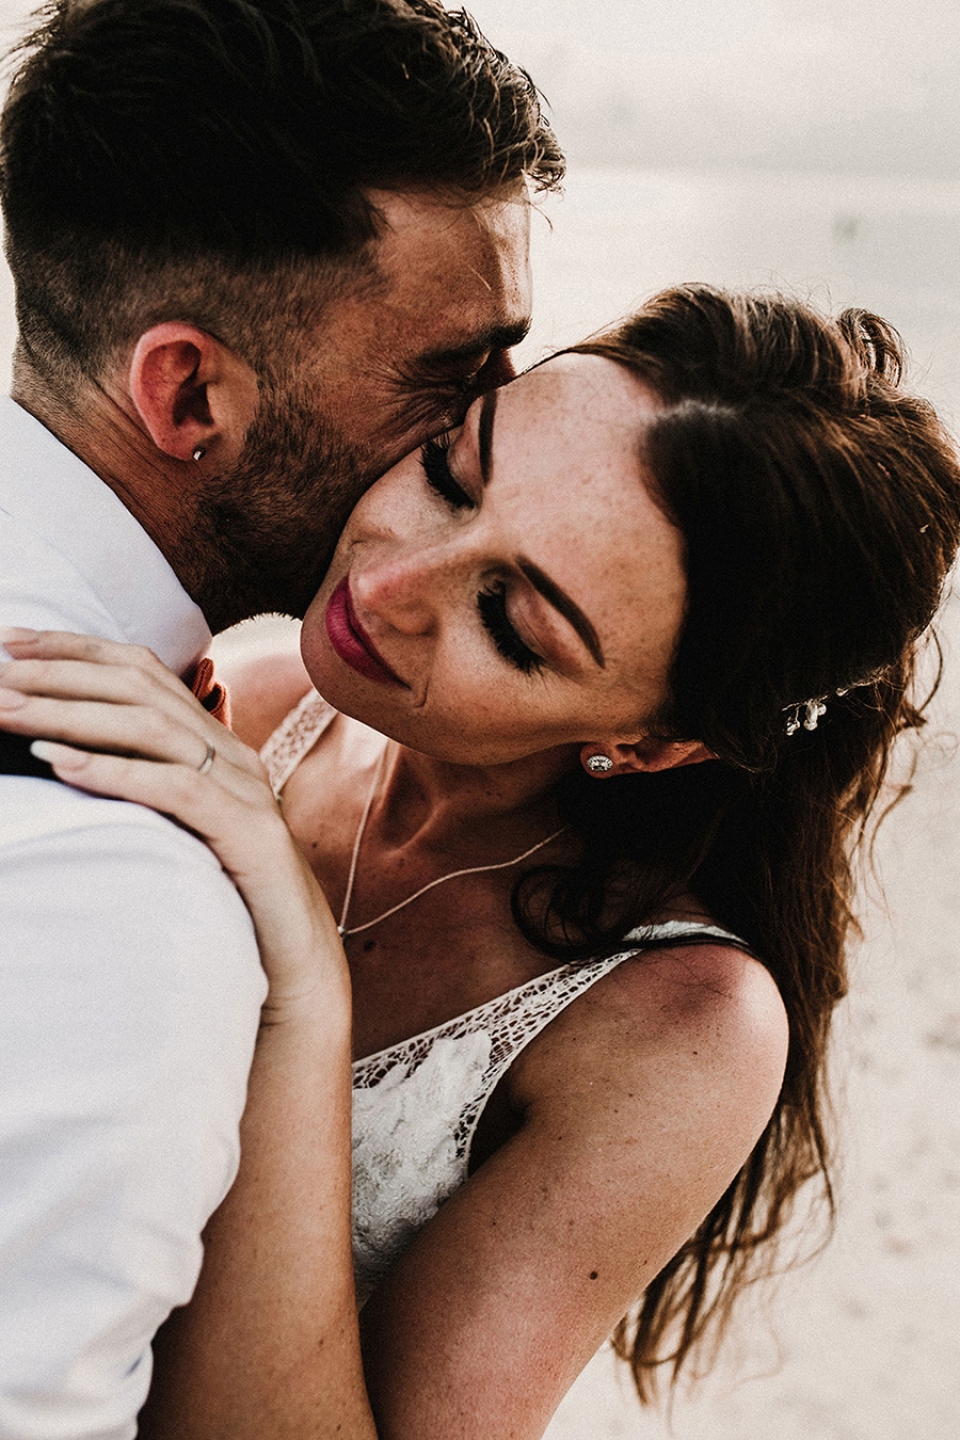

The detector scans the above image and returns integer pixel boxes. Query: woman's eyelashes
[419,437,543,676]
[420,436,473,511]
[477,582,545,675]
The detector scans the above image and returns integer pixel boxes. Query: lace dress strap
[349,920,754,1300]
[259,689,336,796]
[461,921,753,1155]
[354,920,752,1162]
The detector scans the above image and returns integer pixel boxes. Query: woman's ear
[629,736,716,771]
[580,736,716,777]
[128,322,260,466]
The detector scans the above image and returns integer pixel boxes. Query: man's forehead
[370,185,531,305]
[369,182,530,240]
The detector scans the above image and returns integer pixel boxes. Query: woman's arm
[0,630,788,1440]
[142,989,374,1439]
[0,629,377,1440]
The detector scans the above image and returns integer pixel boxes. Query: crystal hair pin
[782,696,828,736]
[784,669,888,735]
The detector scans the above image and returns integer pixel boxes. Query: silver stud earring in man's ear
[585,754,614,775]
[192,446,206,462]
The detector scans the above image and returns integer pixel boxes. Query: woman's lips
[325,576,404,686]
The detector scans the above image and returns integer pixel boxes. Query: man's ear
[580,735,716,777]
[128,322,260,465]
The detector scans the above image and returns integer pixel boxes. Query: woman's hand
[0,627,344,1021]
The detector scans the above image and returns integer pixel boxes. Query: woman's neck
[368,739,579,856]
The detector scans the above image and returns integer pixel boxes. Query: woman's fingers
[0,641,260,777]
[0,690,222,767]
[0,629,217,734]
[29,739,273,841]
[0,655,191,709]
[3,632,345,1010]
[0,632,279,833]
[1,627,181,680]
[0,632,200,712]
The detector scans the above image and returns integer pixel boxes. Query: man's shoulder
[0,421,212,669]
[0,505,124,639]
[1,770,211,849]
[0,771,242,877]
[0,777,264,991]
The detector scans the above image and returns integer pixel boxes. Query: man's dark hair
[0,0,563,389]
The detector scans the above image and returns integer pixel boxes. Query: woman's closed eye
[477,582,544,675]
[420,435,474,511]
[419,436,544,674]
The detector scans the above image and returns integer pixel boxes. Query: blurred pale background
[2,1,960,1435]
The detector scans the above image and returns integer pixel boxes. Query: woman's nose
[352,546,448,637]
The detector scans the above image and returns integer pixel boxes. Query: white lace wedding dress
[262,691,751,1304]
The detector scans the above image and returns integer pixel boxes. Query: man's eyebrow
[417,319,531,370]
[517,558,605,669]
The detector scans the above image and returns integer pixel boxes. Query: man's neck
[11,367,214,621]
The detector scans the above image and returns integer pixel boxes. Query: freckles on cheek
[472,690,509,728]
[434,672,506,736]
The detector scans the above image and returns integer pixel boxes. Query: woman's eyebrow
[483,389,604,667]
[516,558,605,668]
[478,388,497,485]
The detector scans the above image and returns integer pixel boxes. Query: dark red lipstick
[325,575,404,686]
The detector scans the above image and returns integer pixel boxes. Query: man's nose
[479,347,517,390]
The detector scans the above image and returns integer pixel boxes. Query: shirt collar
[0,396,211,676]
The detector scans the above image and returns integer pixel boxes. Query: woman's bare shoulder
[217,645,315,751]
[360,940,788,1437]
[512,936,789,1154]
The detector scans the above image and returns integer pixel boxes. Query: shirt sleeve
[0,781,267,1439]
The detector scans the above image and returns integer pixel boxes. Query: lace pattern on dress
[260,689,334,796]
[350,921,748,1302]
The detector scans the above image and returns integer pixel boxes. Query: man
[0,0,563,1433]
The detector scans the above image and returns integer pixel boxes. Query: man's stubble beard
[190,381,378,634]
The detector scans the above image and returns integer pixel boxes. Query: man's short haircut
[0,0,563,390]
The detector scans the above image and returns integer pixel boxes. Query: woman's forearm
[0,632,377,1436]
[140,992,378,1440]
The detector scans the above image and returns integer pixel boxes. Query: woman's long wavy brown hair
[512,286,960,1400]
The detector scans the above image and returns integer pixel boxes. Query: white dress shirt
[0,398,267,1439]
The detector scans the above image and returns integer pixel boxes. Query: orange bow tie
[189,656,231,728]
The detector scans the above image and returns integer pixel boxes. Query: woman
[2,286,958,1439]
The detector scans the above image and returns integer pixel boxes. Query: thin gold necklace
[336,741,566,938]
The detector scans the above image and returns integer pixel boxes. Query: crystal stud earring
[585,754,614,775]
